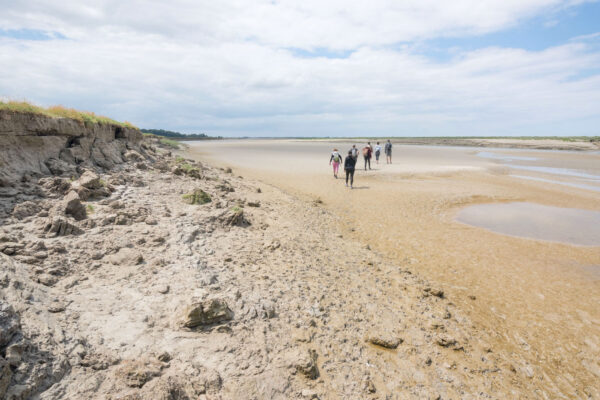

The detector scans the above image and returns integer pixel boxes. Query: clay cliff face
[0,110,142,183]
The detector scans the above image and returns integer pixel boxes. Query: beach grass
[159,138,181,149]
[0,100,137,128]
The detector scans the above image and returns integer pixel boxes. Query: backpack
[332,153,340,162]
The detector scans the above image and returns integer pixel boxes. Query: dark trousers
[364,156,371,170]
[345,169,354,186]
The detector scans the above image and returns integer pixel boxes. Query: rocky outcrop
[180,298,234,329]
[0,109,142,182]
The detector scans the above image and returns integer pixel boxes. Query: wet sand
[185,140,600,397]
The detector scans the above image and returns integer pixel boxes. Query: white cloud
[0,1,599,136]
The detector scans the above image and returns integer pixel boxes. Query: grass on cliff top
[0,100,137,129]
[158,138,181,149]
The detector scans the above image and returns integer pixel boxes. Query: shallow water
[505,164,600,180]
[477,151,538,161]
[511,175,600,192]
[456,202,600,246]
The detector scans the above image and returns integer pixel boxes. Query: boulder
[0,303,20,347]
[63,191,86,220]
[11,201,41,220]
[44,158,76,176]
[116,359,162,388]
[105,248,144,266]
[180,298,233,328]
[41,216,84,237]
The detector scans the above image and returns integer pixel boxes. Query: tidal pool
[456,202,600,246]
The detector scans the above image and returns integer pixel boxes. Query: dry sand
[185,139,600,398]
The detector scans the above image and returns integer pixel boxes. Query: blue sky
[1,1,599,137]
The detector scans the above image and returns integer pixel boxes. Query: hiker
[350,144,358,160]
[344,150,356,188]
[329,148,342,178]
[385,139,392,164]
[374,142,381,164]
[362,143,372,170]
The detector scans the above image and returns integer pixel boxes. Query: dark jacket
[344,156,356,171]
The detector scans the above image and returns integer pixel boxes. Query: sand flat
[185,139,600,396]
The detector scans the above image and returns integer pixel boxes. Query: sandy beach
[186,139,600,398]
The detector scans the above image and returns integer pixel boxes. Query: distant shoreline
[181,136,600,151]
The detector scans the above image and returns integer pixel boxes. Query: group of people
[329,140,392,188]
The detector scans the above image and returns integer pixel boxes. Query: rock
[0,303,20,347]
[247,201,260,207]
[39,177,71,196]
[42,216,84,237]
[44,157,76,176]
[116,359,163,388]
[291,349,319,380]
[124,150,144,162]
[5,341,24,366]
[180,298,234,328]
[11,201,41,220]
[145,216,158,225]
[182,189,211,205]
[157,352,171,363]
[220,208,249,227]
[105,248,144,266]
[423,287,444,298]
[364,378,376,393]
[301,388,319,399]
[157,285,170,294]
[265,240,281,251]
[366,332,403,349]
[48,301,66,313]
[436,334,461,350]
[78,170,102,189]
[0,242,24,256]
[109,200,125,209]
[0,357,12,399]
[63,191,87,220]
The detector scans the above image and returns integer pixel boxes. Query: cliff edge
[0,109,142,183]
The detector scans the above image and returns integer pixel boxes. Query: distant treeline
[141,128,222,140]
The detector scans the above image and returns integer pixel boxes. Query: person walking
[385,139,392,164]
[362,143,372,170]
[344,150,356,188]
[329,148,342,178]
[374,142,381,164]
[350,144,358,160]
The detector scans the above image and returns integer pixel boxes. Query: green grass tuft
[182,189,211,205]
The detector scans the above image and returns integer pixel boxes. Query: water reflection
[456,202,600,246]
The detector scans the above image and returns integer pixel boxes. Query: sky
[1,1,599,137]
